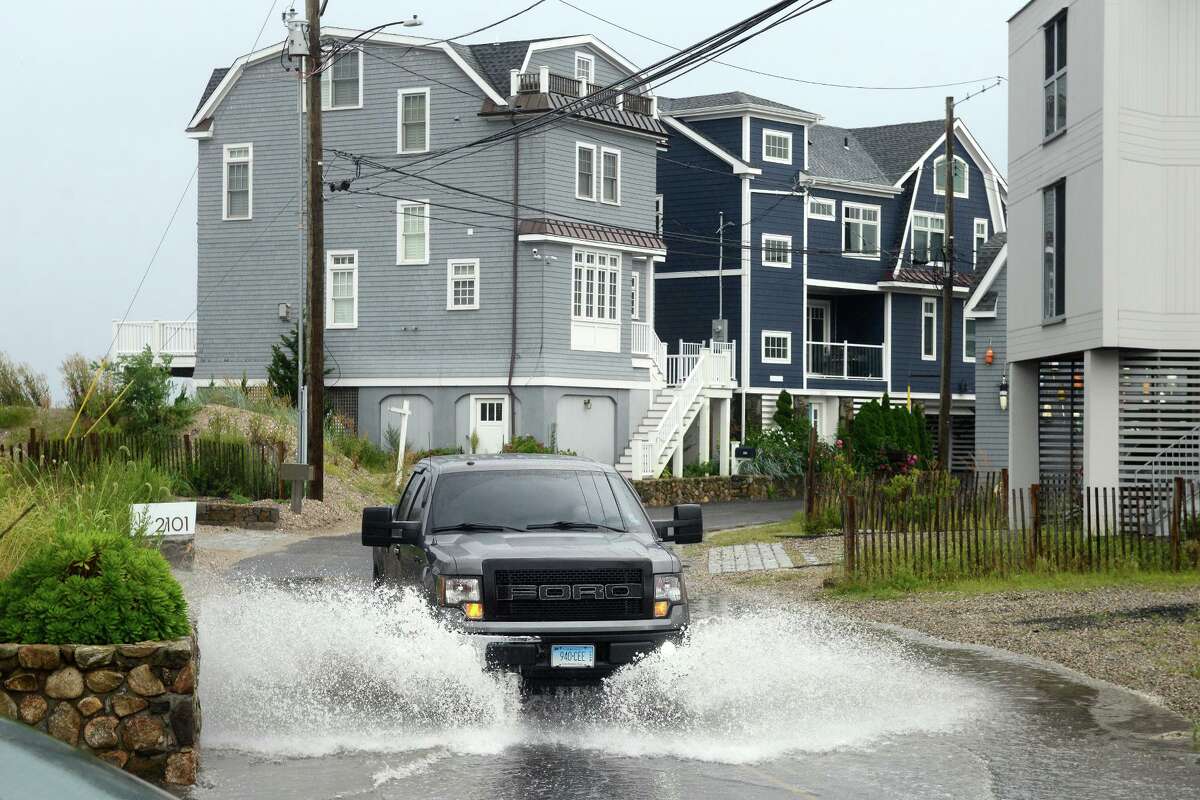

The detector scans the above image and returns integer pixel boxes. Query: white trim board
[661,116,760,176]
[654,269,743,279]
[330,376,657,390]
[965,243,1007,317]
[518,35,641,76]
[518,233,664,257]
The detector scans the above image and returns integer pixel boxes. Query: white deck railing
[807,341,884,380]
[112,320,197,362]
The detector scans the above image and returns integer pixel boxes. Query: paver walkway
[707,542,795,574]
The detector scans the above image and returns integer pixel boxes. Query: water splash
[197,581,984,763]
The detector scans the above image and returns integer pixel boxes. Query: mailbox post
[280,462,315,514]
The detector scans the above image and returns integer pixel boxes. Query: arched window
[933,155,968,198]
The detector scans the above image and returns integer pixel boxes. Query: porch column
[717,397,731,476]
[1083,348,1120,488]
[671,440,684,478]
[698,397,712,466]
[1008,359,1040,497]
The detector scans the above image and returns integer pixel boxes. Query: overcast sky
[2,0,1019,399]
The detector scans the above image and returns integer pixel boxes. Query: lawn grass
[707,513,824,546]
[829,568,1200,601]
[725,569,808,588]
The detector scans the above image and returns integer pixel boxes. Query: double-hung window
[574,52,594,85]
[911,212,946,265]
[323,48,362,109]
[963,317,977,362]
[1044,11,1067,138]
[842,203,880,258]
[762,129,792,164]
[630,272,640,320]
[572,249,620,323]
[934,155,968,198]
[921,298,937,361]
[397,88,430,154]
[447,259,479,310]
[396,200,429,264]
[761,330,791,364]
[326,250,358,329]
[600,148,621,204]
[1043,180,1066,320]
[654,194,664,235]
[222,144,252,220]
[808,197,835,221]
[576,143,596,201]
[973,218,989,267]
[761,234,792,268]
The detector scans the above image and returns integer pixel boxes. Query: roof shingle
[848,119,945,184]
[659,91,815,117]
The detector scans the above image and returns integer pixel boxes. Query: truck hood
[428,530,680,574]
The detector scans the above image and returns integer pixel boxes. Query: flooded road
[185,569,1199,800]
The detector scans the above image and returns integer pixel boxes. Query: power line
[558,0,1006,91]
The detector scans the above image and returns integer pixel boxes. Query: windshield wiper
[525,521,626,533]
[432,522,525,533]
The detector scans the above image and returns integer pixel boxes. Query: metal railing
[112,320,197,360]
[807,341,884,380]
[1128,424,1200,534]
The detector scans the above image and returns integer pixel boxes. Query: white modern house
[1007,0,1200,495]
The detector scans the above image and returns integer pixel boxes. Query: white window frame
[911,211,946,265]
[808,196,836,221]
[761,233,792,268]
[933,155,969,198]
[396,200,430,265]
[446,258,480,311]
[323,47,363,111]
[973,218,989,267]
[222,143,253,221]
[807,299,831,343]
[761,330,792,364]
[325,249,358,329]
[571,248,621,324]
[599,147,621,205]
[921,297,937,361]
[630,272,640,320]
[1043,180,1065,321]
[575,142,597,201]
[762,128,792,164]
[963,316,976,363]
[397,87,431,155]
[1044,12,1068,140]
[842,201,881,260]
[654,194,664,235]
[574,52,595,84]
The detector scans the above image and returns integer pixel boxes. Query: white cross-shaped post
[387,400,412,490]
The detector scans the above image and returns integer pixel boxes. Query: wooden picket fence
[842,473,1198,582]
[0,429,283,501]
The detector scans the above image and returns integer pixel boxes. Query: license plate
[550,644,595,668]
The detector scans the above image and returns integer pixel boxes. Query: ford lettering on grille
[497,583,642,601]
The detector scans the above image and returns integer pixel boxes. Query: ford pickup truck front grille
[489,566,648,621]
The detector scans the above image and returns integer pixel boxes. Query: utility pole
[938,95,955,471]
[305,0,326,500]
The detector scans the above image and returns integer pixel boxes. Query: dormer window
[574,52,595,85]
[934,155,968,198]
[762,129,792,164]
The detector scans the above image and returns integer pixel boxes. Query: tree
[111,348,196,436]
[773,389,796,430]
[267,325,331,406]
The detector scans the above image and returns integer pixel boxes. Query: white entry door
[472,396,508,454]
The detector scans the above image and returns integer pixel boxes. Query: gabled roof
[660,116,758,175]
[659,91,815,118]
[806,124,889,186]
[849,119,946,184]
[193,67,229,117]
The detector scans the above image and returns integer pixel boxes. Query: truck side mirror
[653,503,704,544]
[361,507,422,547]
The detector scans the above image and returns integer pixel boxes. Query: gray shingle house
[184,31,734,473]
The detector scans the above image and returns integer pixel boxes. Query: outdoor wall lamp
[998,372,1009,412]
[278,303,290,321]
[583,398,592,410]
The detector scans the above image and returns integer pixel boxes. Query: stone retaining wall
[0,636,199,786]
[634,475,804,507]
[196,501,278,529]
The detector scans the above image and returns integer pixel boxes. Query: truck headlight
[653,574,683,618]
[439,576,482,619]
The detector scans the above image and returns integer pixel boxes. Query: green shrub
[803,505,842,535]
[502,435,576,456]
[111,348,197,436]
[330,430,393,472]
[844,394,931,475]
[683,460,719,478]
[0,353,50,408]
[0,532,189,644]
[0,405,35,431]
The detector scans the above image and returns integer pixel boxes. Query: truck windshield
[430,469,653,534]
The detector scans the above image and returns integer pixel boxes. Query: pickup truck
[361,454,703,680]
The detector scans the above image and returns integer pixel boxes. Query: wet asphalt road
[187,499,1199,800]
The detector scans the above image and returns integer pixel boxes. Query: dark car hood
[428,530,679,574]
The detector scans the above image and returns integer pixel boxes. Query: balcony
[112,320,196,373]
[509,67,656,118]
[807,341,884,381]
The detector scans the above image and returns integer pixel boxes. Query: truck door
[396,472,429,586]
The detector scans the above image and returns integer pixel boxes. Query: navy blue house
[654,92,1008,467]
